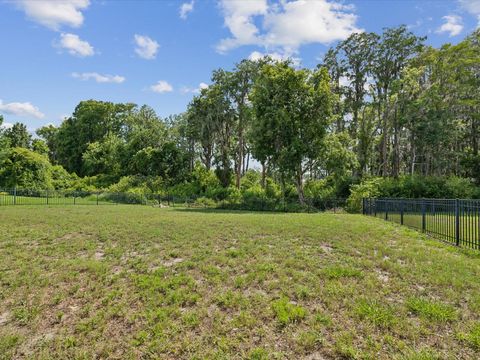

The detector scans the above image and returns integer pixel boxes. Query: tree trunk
[392,105,400,178]
[261,161,266,188]
[295,166,305,205]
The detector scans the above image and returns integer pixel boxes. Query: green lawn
[1,206,480,359]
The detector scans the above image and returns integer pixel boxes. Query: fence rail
[0,188,346,213]
[363,198,480,249]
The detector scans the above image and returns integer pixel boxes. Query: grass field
[1,206,480,359]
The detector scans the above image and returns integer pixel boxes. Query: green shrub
[346,177,382,213]
[193,196,216,208]
[0,147,53,190]
[304,179,336,199]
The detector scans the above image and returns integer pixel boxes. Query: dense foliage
[1,27,480,209]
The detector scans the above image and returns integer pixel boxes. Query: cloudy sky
[1,0,479,132]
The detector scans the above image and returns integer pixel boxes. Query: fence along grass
[0,188,346,213]
[0,189,148,206]
[363,198,480,250]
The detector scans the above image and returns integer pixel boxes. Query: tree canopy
[1,27,480,204]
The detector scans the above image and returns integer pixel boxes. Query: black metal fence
[0,188,346,213]
[363,198,480,249]
[0,188,156,206]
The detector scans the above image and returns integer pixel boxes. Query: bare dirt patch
[163,257,184,267]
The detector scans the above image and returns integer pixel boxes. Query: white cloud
[217,0,360,54]
[72,72,125,83]
[436,15,463,37]
[0,100,45,119]
[134,34,159,60]
[180,1,195,19]
[56,33,94,57]
[459,0,480,24]
[217,0,268,53]
[16,0,90,30]
[248,50,301,66]
[150,80,173,93]
[181,82,208,94]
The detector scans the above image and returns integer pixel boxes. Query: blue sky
[0,0,479,132]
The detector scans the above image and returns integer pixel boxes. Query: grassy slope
[0,206,479,359]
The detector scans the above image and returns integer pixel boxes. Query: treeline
[1,26,479,208]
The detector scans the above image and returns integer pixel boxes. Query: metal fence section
[363,198,480,249]
[0,188,155,206]
[0,188,346,213]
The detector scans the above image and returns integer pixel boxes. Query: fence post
[400,200,404,225]
[455,199,460,246]
[385,200,389,221]
[74,192,76,205]
[421,199,426,233]
[46,189,49,205]
[14,187,17,205]
[96,193,99,205]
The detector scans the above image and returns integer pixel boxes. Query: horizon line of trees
[1,25,479,205]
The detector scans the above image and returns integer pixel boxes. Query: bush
[192,196,216,208]
[51,165,76,190]
[346,177,382,213]
[304,179,336,199]
[0,147,53,190]
[346,175,480,213]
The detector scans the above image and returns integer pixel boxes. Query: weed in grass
[294,285,311,300]
[12,304,39,326]
[231,310,257,329]
[248,348,269,360]
[406,297,457,322]
[400,348,441,360]
[181,311,201,329]
[459,323,480,350]
[214,290,246,310]
[355,299,396,328]
[321,265,363,279]
[313,311,333,327]
[296,330,322,352]
[334,332,358,359]
[61,335,77,349]
[0,335,21,359]
[271,297,306,327]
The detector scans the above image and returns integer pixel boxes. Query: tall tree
[335,32,378,140]
[372,26,424,176]
[55,100,135,175]
[4,122,31,149]
[213,59,263,188]
[36,124,59,163]
[251,62,333,204]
